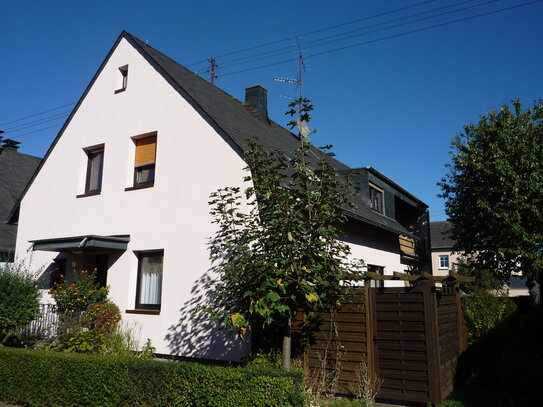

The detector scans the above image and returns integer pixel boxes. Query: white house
[10,31,430,362]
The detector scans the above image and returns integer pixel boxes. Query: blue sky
[1,0,542,220]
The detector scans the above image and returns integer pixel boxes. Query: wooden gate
[299,283,468,405]
[369,286,467,405]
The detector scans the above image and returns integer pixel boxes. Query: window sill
[438,267,450,270]
[76,190,101,198]
[125,309,160,315]
[125,183,154,192]
[114,88,126,94]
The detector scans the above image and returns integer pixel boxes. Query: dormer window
[369,183,383,213]
[115,65,128,93]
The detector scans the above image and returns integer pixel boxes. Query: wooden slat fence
[298,285,468,405]
[296,287,372,396]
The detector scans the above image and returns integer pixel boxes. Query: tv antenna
[273,37,312,138]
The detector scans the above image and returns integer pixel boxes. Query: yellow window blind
[134,136,156,166]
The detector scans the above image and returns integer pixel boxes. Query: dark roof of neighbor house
[0,145,41,253]
[7,31,425,238]
[430,221,455,250]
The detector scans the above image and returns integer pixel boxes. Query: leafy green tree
[0,261,40,342]
[440,100,543,303]
[206,99,364,369]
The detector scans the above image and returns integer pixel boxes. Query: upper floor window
[439,254,450,269]
[115,65,128,93]
[132,133,157,188]
[83,144,104,195]
[369,183,383,213]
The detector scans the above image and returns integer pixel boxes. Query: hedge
[0,347,305,407]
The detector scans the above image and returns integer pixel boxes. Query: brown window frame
[369,183,384,214]
[78,144,104,198]
[126,132,157,191]
[134,250,164,311]
[115,65,128,94]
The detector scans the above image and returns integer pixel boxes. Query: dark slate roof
[0,147,41,253]
[430,221,455,250]
[8,31,423,238]
[124,33,415,237]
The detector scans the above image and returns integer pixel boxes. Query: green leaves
[440,99,543,292]
[204,98,365,357]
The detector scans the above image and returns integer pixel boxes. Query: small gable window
[369,183,383,213]
[81,144,104,196]
[131,133,157,189]
[115,65,128,93]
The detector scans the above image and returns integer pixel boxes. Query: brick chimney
[2,139,21,151]
[245,85,268,121]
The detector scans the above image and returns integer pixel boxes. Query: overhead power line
[207,0,490,73]
[9,123,67,140]
[0,102,75,127]
[3,111,71,133]
[187,0,437,68]
[219,0,543,77]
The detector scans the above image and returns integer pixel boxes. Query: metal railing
[19,304,83,339]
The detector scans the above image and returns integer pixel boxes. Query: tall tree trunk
[282,317,292,370]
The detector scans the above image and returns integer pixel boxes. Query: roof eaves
[122,32,245,159]
[6,31,129,224]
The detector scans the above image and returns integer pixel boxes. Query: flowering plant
[49,269,108,311]
[84,302,121,333]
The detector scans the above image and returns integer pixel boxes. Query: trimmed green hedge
[0,347,304,406]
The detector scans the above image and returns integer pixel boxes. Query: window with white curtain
[135,251,163,310]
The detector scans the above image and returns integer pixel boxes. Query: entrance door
[95,254,109,288]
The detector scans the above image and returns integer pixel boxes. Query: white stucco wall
[15,38,250,361]
[343,221,411,287]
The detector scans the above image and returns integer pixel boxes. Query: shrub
[0,262,40,342]
[461,289,517,341]
[0,347,305,407]
[53,328,106,354]
[49,269,108,311]
[85,302,121,333]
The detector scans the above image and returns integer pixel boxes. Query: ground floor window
[368,264,385,288]
[135,250,163,310]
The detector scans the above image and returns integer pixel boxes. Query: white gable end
[16,37,249,360]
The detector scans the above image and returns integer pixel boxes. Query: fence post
[424,285,443,404]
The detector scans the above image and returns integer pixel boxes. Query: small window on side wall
[83,144,104,196]
[367,264,385,289]
[439,254,450,269]
[115,65,128,93]
[369,183,383,213]
[135,250,163,310]
[132,133,157,188]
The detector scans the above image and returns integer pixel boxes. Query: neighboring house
[430,221,528,296]
[0,138,41,265]
[9,31,430,361]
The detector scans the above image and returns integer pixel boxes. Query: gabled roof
[0,147,41,253]
[7,31,422,238]
[430,221,455,250]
